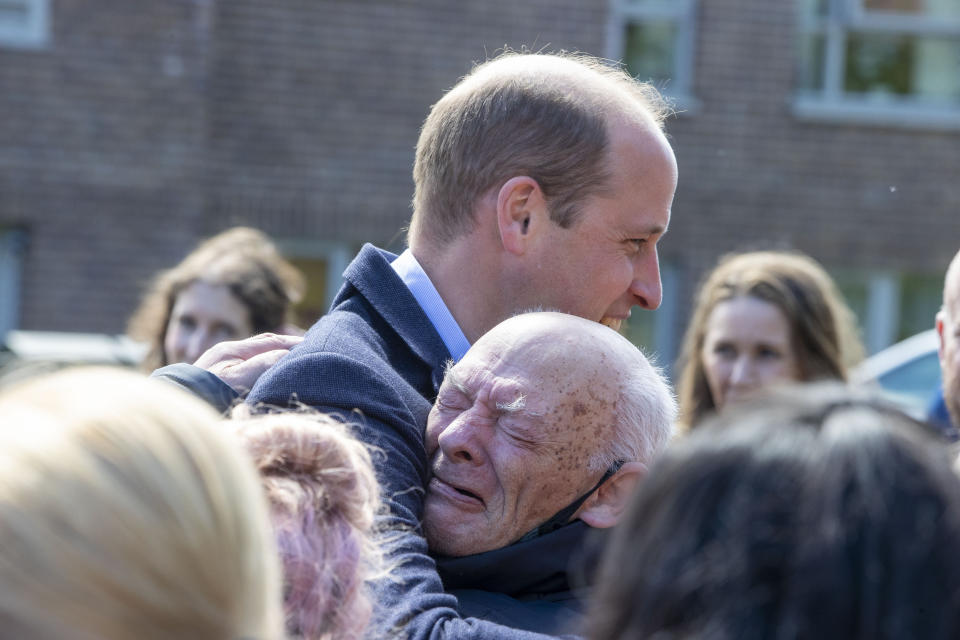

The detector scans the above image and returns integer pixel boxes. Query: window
[278,240,354,329]
[0,0,49,49]
[832,268,943,354]
[607,0,699,109]
[621,263,679,378]
[796,0,960,129]
[0,228,26,339]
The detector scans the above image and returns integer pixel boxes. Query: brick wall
[1,0,957,351]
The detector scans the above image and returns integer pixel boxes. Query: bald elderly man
[935,249,960,430]
[422,312,675,632]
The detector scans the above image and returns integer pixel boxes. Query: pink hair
[234,411,381,640]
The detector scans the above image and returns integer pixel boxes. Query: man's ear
[575,461,647,529]
[937,310,947,363]
[496,176,549,256]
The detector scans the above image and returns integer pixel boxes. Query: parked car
[0,330,146,386]
[851,329,941,419]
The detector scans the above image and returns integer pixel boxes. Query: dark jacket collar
[339,244,452,392]
[435,520,601,599]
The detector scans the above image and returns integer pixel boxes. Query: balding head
[938,249,960,426]
[409,51,671,251]
[422,311,675,556]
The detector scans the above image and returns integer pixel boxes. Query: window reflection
[624,21,678,84]
[845,34,960,102]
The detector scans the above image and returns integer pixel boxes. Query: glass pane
[876,351,941,398]
[621,309,657,355]
[287,256,329,328]
[898,273,943,340]
[859,0,960,18]
[622,0,680,9]
[844,32,960,102]
[0,1,28,22]
[798,33,827,91]
[624,20,678,84]
[800,0,830,19]
[832,271,870,342]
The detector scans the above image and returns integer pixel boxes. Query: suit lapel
[343,244,452,393]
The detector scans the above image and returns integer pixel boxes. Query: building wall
[0,0,210,332]
[1,0,957,362]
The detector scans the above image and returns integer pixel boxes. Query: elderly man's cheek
[552,444,593,473]
[424,412,444,455]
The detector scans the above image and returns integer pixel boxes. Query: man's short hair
[410,51,671,249]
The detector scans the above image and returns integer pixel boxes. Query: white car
[851,329,941,419]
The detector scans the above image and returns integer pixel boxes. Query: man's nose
[437,412,486,465]
[630,249,662,310]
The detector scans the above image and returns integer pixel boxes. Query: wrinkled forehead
[455,331,621,407]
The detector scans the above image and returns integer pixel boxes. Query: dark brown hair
[589,384,960,640]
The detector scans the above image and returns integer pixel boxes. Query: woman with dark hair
[128,227,306,370]
[588,384,960,640]
[675,250,863,432]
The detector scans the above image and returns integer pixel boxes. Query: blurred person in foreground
[0,367,284,640]
[242,50,678,639]
[423,312,675,633]
[128,226,305,372]
[233,410,383,640]
[588,384,960,640]
[932,248,960,432]
[675,250,863,432]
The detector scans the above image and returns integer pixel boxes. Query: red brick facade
[2,0,957,359]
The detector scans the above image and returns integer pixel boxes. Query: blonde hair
[676,251,864,432]
[233,409,383,640]
[0,367,284,640]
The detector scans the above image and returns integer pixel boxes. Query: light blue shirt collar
[391,249,471,362]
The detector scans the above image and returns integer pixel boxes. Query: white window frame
[0,229,26,340]
[0,0,49,49]
[606,0,700,112]
[794,0,960,130]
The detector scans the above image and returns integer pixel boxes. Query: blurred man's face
[422,331,617,557]
[938,274,960,426]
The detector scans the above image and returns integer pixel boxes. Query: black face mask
[515,459,625,544]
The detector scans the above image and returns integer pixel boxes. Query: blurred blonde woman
[233,409,383,640]
[0,367,284,640]
[128,226,306,370]
[676,250,863,432]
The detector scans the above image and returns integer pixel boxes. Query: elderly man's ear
[575,461,648,529]
[496,176,550,256]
